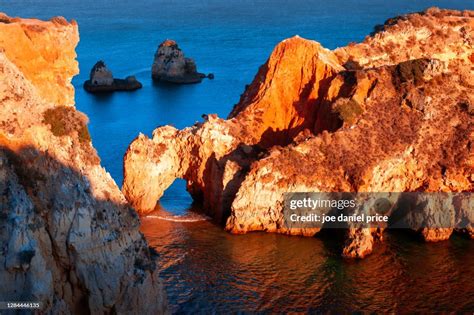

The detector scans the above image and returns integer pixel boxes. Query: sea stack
[84,60,142,92]
[151,39,213,84]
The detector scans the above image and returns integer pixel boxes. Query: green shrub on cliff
[42,106,91,143]
[332,98,364,125]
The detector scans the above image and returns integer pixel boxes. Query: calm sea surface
[2,0,474,312]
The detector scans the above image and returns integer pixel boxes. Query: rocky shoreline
[123,8,474,258]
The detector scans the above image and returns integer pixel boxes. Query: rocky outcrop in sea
[151,39,213,84]
[124,8,474,258]
[84,60,142,92]
[0,14,167,313]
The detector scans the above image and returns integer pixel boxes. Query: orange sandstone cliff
[123,8,474,258]
[0,15,167,313]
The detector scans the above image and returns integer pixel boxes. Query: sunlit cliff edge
[123,8,474,258]
[0,14,167,313]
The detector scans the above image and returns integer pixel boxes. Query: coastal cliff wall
[0,13,78,106]
[0,15,167,313]
[123,8,473,258]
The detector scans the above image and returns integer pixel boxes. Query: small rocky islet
[83,60,142,93]
[151,39,213,84]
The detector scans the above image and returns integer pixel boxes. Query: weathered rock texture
[0,13,78,106]
[84,60,142,93]
[89,60,114,85]
[124,8,474,258]
[151,39,210,84]
[0,14,167,313]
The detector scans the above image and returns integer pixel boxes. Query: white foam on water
[145,214,211,222]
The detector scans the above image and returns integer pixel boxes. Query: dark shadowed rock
[151,39,212,84]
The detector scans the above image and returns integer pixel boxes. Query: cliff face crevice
[123,8,473,258]
[0,14,167,313]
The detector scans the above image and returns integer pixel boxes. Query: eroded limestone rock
[151,39,211,84]
[124,8,474,258]
[0,14,78,106]
[125,36,343,218]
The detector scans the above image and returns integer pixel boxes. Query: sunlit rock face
[0,14,167,313]
[125,36,342,219]
[151,39,206,83]
[0,13,78,106]
[124,8,474,258]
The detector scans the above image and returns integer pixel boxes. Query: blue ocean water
[2,1,474,312]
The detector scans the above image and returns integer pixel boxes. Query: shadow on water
[152,79,199,91]
[87,92,116,103]
[150,80,203,117]
[313,228,345,257]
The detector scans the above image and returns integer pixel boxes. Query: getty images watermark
[283,192,473,229]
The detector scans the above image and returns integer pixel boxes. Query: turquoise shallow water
[2,0,474,312]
